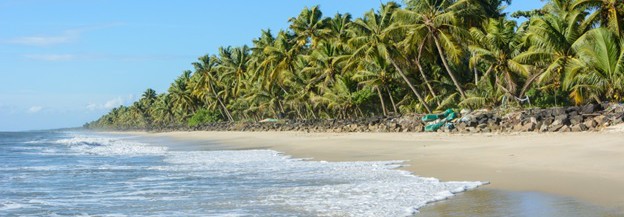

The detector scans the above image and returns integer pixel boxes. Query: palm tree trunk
[376,87,388,116]
[415,42,437,99]
[386,87,398,114]
[432,35,467,99]
[210,83,234,122]
[389,59,433,113]
[415,61,437,99]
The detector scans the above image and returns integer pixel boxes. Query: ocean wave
[53,136,167,156]
[156,149,485,216]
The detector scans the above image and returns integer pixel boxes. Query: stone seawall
[156,103,624,134]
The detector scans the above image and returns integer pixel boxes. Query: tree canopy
[87,0,624,130]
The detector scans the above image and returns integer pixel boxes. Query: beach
[130,129,624,215]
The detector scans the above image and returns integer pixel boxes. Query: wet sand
[119,130,624,216]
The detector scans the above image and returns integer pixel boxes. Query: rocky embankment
[169,103,624,133]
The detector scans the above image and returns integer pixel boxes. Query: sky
[0,0,544,131]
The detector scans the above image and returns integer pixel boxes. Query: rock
[569,115,583,125]
[559,125,571,132]
[594,115,608,126]
[571,123,588,132]
[581,104,599,114]
[539,124,548,132]
[553,107,566,116]
[522,122,536,132]
[584,119,597,128]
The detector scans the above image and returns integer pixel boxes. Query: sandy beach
[125,129,624,215]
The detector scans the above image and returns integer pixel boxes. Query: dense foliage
[87,0,624,130]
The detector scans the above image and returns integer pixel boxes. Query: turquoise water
[0,131,483,216]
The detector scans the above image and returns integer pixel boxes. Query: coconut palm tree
[288,5,331,48]
[469,18,531,100]
[302,42,348,88]
[352,54,399,116]
[216,46,252,98]
[573,0,624,36]
[348,2,432,113]
[395,0,469,99]
[168,71,198,121]
[517,0,590,102]
[326,13,353,49]
[190,55,234,122]
[567,28,624,103]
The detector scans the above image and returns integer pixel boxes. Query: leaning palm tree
[348,2,432,113]
[190,55,234,122]
[394,0,469,99]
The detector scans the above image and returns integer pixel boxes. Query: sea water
[0,131,484,216]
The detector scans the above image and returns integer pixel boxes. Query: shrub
[187,109,223,127]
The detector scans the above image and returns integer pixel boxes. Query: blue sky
[0,0,544,131]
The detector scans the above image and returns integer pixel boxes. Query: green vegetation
[86,0,624,130]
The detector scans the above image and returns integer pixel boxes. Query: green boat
[422,109,457,132]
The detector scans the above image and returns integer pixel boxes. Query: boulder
[559,125,572,132]
[584,119,598,129]
[594,115,608,126]
[571,123,588,132]
[524,122,537,132]
[581,104,599,114]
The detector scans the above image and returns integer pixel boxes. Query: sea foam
[7,133,484,216]
[53,135,167,156]
[156,149,485,216]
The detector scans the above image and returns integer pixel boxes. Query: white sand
[128,130,624,210]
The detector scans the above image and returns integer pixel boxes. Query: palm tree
[352,54,399,116]
[469,18,531,100]
[138,88,157,127]
[168,71,197,121]
[152,93,175,127]
[216,46,252,98]
[190,55,234,122]
[326,13,353,48]
[395,0,469,99]
[288,5,331,48]
[573,0,624,36]
[302,42,348,87]
[517,0,590,102]
[312,76,367,119]
[348,2,432,113]
[567,28,624,103]
[256,30,299,92]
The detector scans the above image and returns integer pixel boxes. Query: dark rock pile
[455,103,624,133]
[157,103,624,134]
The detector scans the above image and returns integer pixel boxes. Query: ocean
[0,131,484,216]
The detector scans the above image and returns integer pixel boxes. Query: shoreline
[122,130,624,213]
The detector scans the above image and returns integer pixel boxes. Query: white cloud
[8,22,123,46]
[86,95,137,111]
[23,54,75,61]
[28,106,43,113]
[104,98,124,109]
[9,29,79,46]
